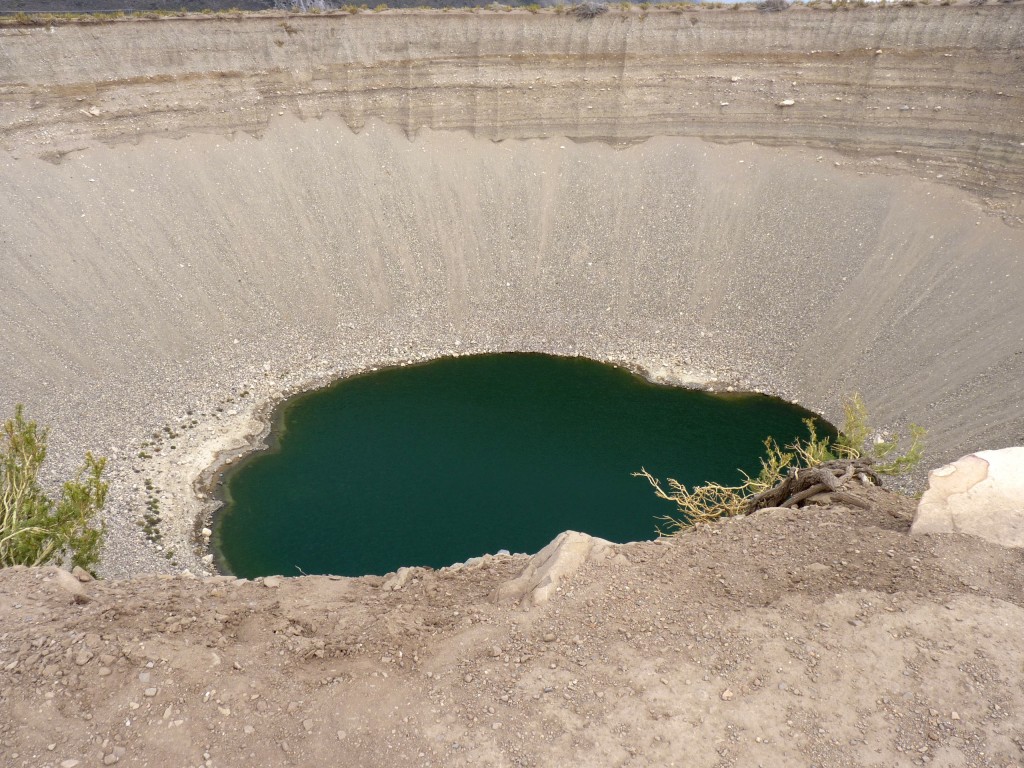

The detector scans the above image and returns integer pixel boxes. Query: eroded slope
[0,9,1022,574]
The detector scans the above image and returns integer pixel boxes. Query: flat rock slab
[912,447,1024,548]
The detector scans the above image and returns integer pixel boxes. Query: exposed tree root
[747,458,880,513]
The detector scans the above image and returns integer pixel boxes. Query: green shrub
[636,393,925,533]
[0,405,106,572]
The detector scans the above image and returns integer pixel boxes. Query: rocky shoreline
[136,345,742,581]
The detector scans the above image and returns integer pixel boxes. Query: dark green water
[215,354,829,578]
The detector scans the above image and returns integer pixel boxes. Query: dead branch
[747,458,879,513]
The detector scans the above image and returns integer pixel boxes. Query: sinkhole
[214,353,832,577]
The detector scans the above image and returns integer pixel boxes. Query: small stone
[542,633,556,643]
[263,576,282,589]
[201,528,213,539]
[138,672,150,683]
[75,650,94,666]
[492,722,502,730]
[52,570,90,604]
[244,725,255,735]
[490,646,502,658]
[102,755,119,765]
[61,761,80,768]
[337,730,347,741]
[144,687,158,697]
[303,719,314,732]
[464,674,474,683]
[98,667,112,677]
[951,711,960,720]
[779,99,795,107]
[721,689,734,701]
[72,566,93,583]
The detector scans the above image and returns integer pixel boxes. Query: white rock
[778,99,796,107]
[381,566,415,591]
[493,531,612,608]
[912,447,1024,548]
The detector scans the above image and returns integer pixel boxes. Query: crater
[0,9,1021,576]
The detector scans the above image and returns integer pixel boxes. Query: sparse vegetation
[1,406,106,572]
[636,393,925,534]
[758,0,790,11]
[571,1,610,18]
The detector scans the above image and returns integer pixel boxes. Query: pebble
[144,687,158,697]
[61,761,81,768]
[303,719,314,732]
[244,725,255,735]
[75,651,94,666]
[490,646,502,658]
[721,689,735,701]
[464,674,474,683]
[542,633,556,643]
[102,755,119,765]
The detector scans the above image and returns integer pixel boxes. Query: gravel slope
[0,9,1022,576]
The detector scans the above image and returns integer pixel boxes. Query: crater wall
[0,9,1021,574]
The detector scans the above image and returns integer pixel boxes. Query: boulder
[911,447,1024,548]
[493,531,613,608]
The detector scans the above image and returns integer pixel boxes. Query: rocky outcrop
[912,447,1024,548]
[493,531,617,607]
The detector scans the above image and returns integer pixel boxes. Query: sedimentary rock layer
[0,9,1021,574]
[2,9,1023,205]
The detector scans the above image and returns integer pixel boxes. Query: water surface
[216,354,829,577]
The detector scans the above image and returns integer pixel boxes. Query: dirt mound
[2,489,1022,767]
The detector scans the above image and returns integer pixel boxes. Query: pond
[214,353,829,577]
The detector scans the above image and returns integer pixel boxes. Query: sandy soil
[2,486,1023,767]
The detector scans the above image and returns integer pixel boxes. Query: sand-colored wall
[0,9,1021,574]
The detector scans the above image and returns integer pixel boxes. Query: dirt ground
[2,486,1022,767]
